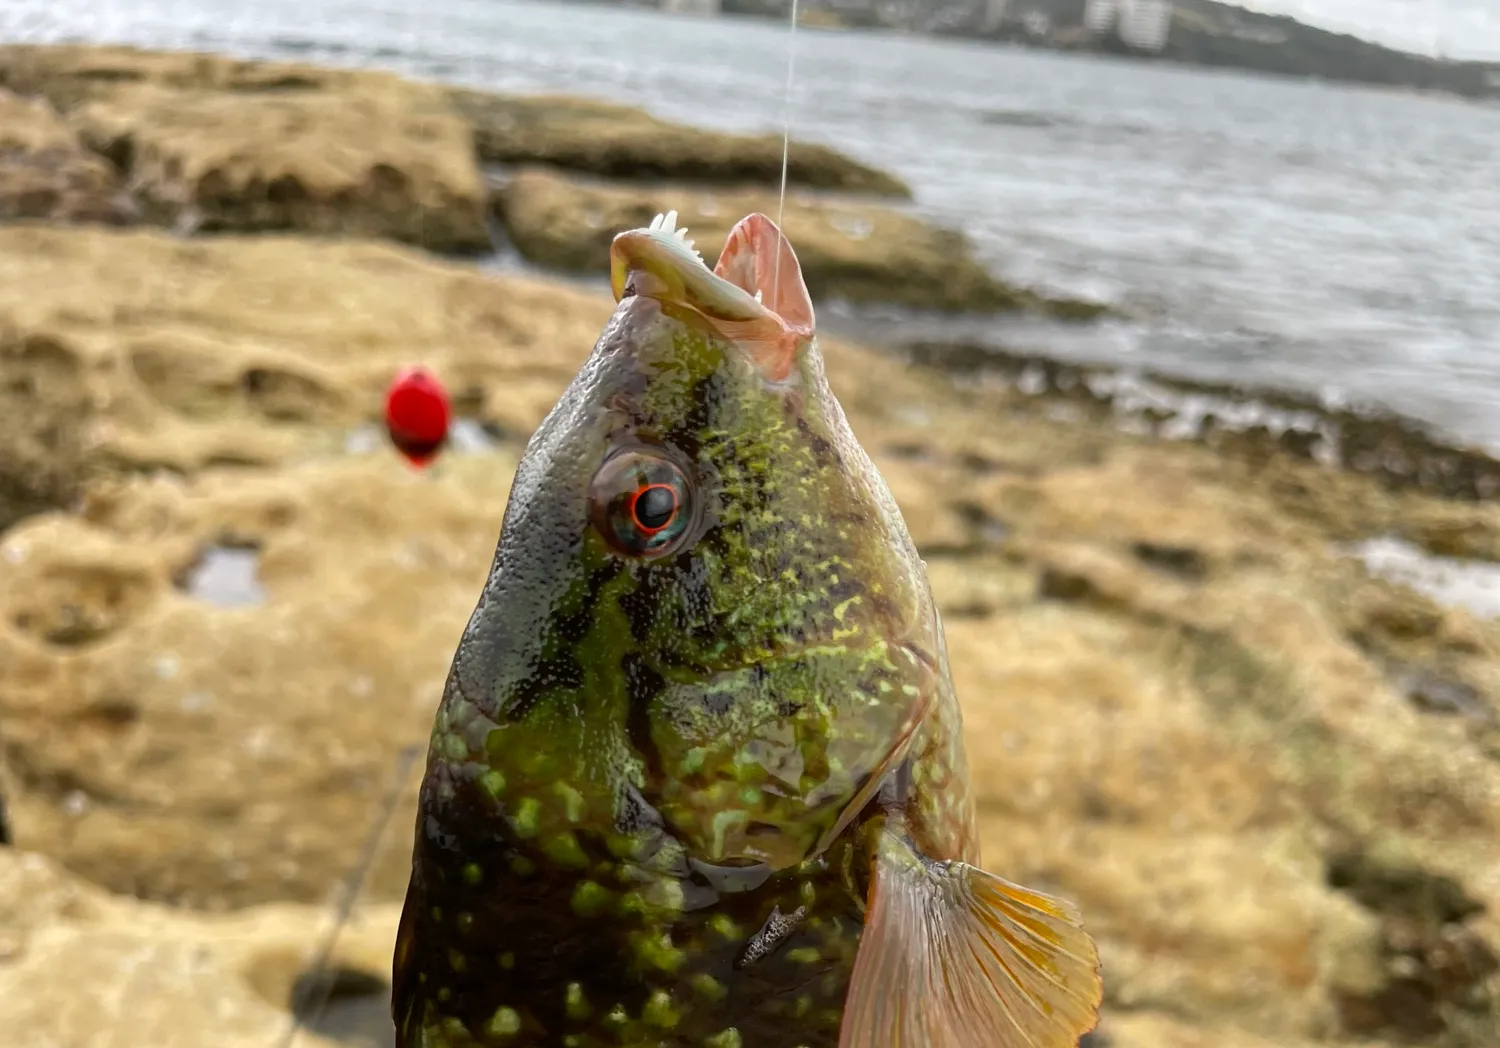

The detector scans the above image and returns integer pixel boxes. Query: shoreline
[27,6,1500,111]
[477,244,1500,497]
[2,34,1496,530]
[708,0,1500,104]
[6,25,1495,458]
[893,335,1500,504]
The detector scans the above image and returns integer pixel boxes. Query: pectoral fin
[839,831,1102,1048]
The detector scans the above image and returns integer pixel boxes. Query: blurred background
[0,1,1497,1046]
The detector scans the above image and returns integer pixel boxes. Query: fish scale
[393,215,1102,1047]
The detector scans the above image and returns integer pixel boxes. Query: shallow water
[343,418,500,456]
[5,0,1500,453]
[292,985,396,1048]
[1350,536,1500,620]
[182,545,268,608]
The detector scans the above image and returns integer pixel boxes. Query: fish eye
[588,448,695,559]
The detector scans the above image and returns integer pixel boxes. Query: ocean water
[6,0,1500,452]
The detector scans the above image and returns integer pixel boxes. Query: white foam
[1348,536,1500,620]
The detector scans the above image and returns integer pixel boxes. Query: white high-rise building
[1118,0,1173,51]
[1083,0,1120,35]
[1083,0,1173,51]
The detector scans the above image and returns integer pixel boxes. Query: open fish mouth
[609,209,816,384]
[609,210,767,320]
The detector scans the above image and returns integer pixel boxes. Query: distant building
[1082,0,1119,36]
[1118,0,1172,51]
[661,0,720,15]
[1082,0,1173,53]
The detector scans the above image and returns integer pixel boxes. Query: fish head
[435,210,941,886]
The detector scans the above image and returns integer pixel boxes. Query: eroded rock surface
[449,88,910,196]
[0,89,132,225]
[0,848,398,1048]
[0,223,1497,1046]
[73,82,488,250]
[0,43,914,255]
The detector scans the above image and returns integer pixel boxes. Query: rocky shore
[1,42,1498,1048]
[0,42,1102,320]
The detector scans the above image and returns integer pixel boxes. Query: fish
[391,209,1103,1047]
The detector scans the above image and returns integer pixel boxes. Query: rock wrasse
[392,210,1102,1047]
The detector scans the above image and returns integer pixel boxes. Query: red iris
[588,449,695,559]
[629,483,680,536]
[384,367,451,468]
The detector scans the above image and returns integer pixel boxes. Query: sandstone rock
[1402,501,1500,561]
[1099,1012,1338,1048]
[0,225,608,906]
[0,848,398,1048]
[0,45,909,200]
[0,89,132,225]
[73,82,489,251]
[449,88,910,196]
[0,44,489,252]
[493,166,1107,317]
[0,224,603,529]
[0,44,914,255]
[0,224,1497,1046]
[0,42,390,112]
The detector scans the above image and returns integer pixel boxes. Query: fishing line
[772,0,801,314]
[274,743,421,1048]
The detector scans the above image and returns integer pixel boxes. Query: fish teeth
[674,225,702,260]
[648,209,702,263]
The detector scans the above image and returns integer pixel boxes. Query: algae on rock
[0,43,919,256]
[450,87,911,196]
[71,82,490,251]
[0,42,402,111]
[0,89,133,225]
[0,43,489,251]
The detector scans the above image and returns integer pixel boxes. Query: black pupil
[635,485,676,531]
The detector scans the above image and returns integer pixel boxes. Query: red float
[384,367,451,468]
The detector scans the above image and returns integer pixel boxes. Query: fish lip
[609,219,787,330]
[611,211,815,387]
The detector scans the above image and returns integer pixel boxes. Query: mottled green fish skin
[392,277,980,1047]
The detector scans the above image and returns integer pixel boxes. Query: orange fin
[840,831,1102,1048]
